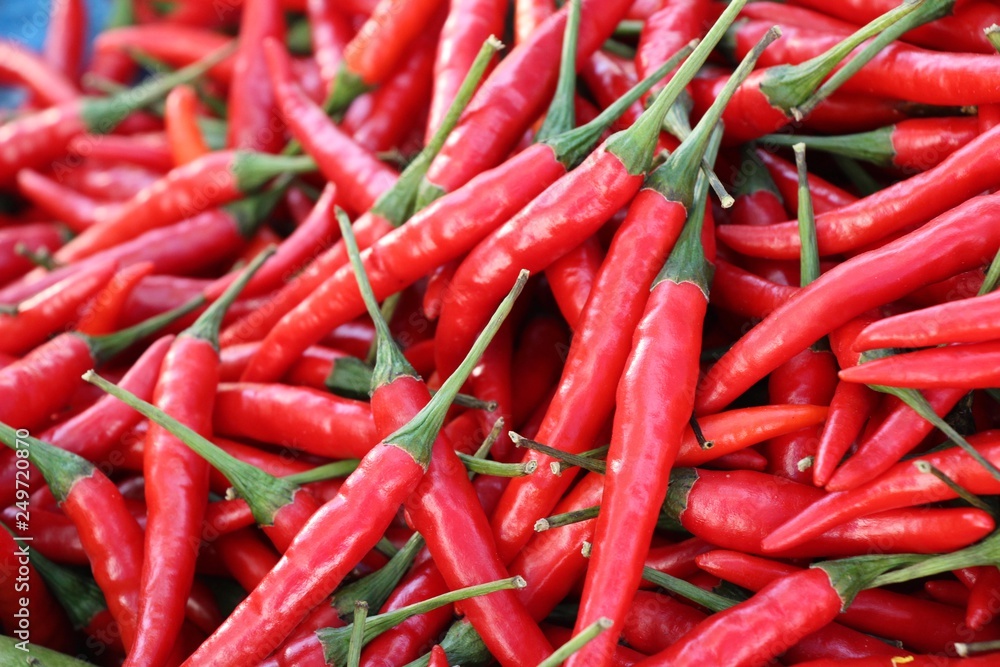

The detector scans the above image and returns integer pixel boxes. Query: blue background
[1,0,112,106]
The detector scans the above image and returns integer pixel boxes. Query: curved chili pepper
[227,0,285,153]
[0,39,79,107]
[176,272,525,667]
[93,25,235,82]
[55,163,159,203]
[514,0,555,44]
[545,237,604,331]
[763,117,980,173]
[856,289,1000,351]
[327,0,448,113]
[213,528,280,592]
[417,0,634,201]
[55,150,313,262]
[698,192,1000,415]
[965,566,1000,632]
[236,35,664,377]
[580,51,645,133]
[165,85,210,165]
[753,148,856,216]
[696,550,1000,653]
[427,0,507,141]
[764,429,1000,553]
[840,341,1000,389]
[710,259,797,319]
[0,223,67,288]
[636,0,709,99]
[15,168,101,233]
[0,48,230,185]
[0,260,116,355]
[77,262,156,336]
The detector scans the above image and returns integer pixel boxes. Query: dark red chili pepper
[764,429,1000,553]
[227,0,286,153]
[55,163,160,202]
[0,260,116,356]
[0,49,230,186]
[16,168,102,233]
[965,565,1000,632]
[235,36,670,378]
[212,528,281,592]
[417,0,635,202]
[0,39,79,107]
[763,117,980,173]
[699,192,1000,415]
[76,261,156,336]
[580,51,644,133]
[177,272,525,667]
[710,259,797,319]
[740,1,857,33]
[545,237,604,331]
[753,148,857,216]
[696,550,1000,653]
[342,20,440,153]
[925,579,971,608]
[427,0,506,141]
[791,657,1000,667]
[511,316,569,428]
[165,85,210,166]
[797,91,910,135]
[327,0,448,113]
[67,132,175,172]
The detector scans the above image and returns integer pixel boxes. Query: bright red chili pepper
[307,0,354,95]
[925,579,971,608]
[56,163,160,202]
[855,288,1000,351]
[764,429,1000,553]
[76,261,156,336]
[839,341,1000,389]
[42,0,86,85]
[165,85,210,166]
[16,168,102,233]
[93,24,235,81]
[636,0,709,98]
[753,148,857,215]
[514,0,555,44]
[67,132,176,172]
[545,237,604,331]
[965,566,1000,632]
[0,39,79,107]
[227,0,285,153]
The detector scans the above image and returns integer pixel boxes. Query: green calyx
[16,533,108,629]
[232,152,316,193]
[794,0,955,119]
[762,126,896,169]
[647,25,782,208]
[84,293,205,366]
[0,422,93,504]
[545,40,697,170]
[385,270,528,468]
[84,371,299,527]
[603,0,751,175]
[760,0,922,118]
[224,178,292,239]
[183,246,276,350]
[730,143,783,201]
[331,532,425,620]
[535,0,581,143]
[325,65,371,118]
[372,37,501,226]
[81,41,235,134]
[658,467,698,532]
[816,553,926,610]
[402,620,489,667]
[319,576,526,666]
[337,208,417,392]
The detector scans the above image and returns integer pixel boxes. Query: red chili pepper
[636,0,709,98]
[427,0,506,141]
[797,91,911,134]
[753,148,857,216]
[855,289,1000,351]
[0,39,79,107]
[925,579,971,608]
[510,316,569,428]
[698,192,1000,415]
[212,528,281,592]
[545,237,604,331]
[0,260,116,355]
[76,261,156,336]
[43,0,86,85]
[236,34,664,378]
[165,85,210,166]
[418,0,634,201]
[307,0,354,95]
[16,168,102,233]
[710,259,797,319]
[0,48,230,186]
[696,550,1000,653]
[0,223,68,288]
[67,131,176,172]
[227,0,286,153]
[739,1,858,33]
[839,341,1000,389]
[93,25,235,81]
[764,429,1000,553]
[965,565,1000,632]
[56,163,160,202]
[580,51,645,133]
[514,0,555,44]
[791,657,1000,667]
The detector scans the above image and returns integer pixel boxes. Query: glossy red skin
[435,149,646,379]
[967,566,1000,631]
[427,0,504,141]
[0,261,115,356]
[266,39,397,214]
[545,237,604,331]
[826,387,967,491]
[227,0,285,152]
[697,550,1000,653]
[840,340,1000,389]
[0,94,89,186]
[0,44,77,106]
[710,259,797,319]
[569,276,705,667]
[792,657,1000,667]
[813,380,879,488]
[689,73,788,145]
[491,187,688,564]
[581,52,644,132]
[218,342,345,385]
[857,290,1000,350]
[754,149,856,216]
[343,0,446,86]
[698,193,1000,415]
[637,0,707,94]
[166,86,210,165]
[925,580,970,608]
[762,348,839,483]
[77,262,156,336]
[0,334,95,430]
[888,117,980,172]
[239,143,566,380]
[424,0,632,194]
[41,0,85,92]
[514,0,555,44]
[511,317,569,427]
[128,337,216,667]
[16,169,98,233]
[738,1,857,32]
[179,446,426,667]
[213,383,377,458]
[0,222,66,287]
[67,132,175,171]
[470,322,516,460]
[678,468,995,557]
[0,209,246,306]
[622,591,707,654]
[93,26,235,81]
[637,568,843,667]
[765,429,1000,554]
[306,0,352,93]
[3,506,92,565]
[797,92,908,134]
[214,528,281,591]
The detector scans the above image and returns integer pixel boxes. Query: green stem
[794,144,820,288]
[184,246,275,350]
[283,460,359,486]
[614,19,645,38]
[224,177,293,239]
[385,271,528,468]
[760,0,922,118]
[232,152,316,193]
[0,636,94,666]
[535,505,600,532]
[85,293,205,365]
[363,292,400,366]
[338,209,417,391]
[869,531,1000,589]
[762,128,895,169]
[552,444,610,475]
[641,566,736,613]
[14,243,58,270]
[318,576,526,665]
[537,618,613,667]
[537,0,581,142]
[456,452,537,477]
[832,154,882,196]
[979,247,1000,296]
[602,39,636,59]
[384,37,501,216]
[331,532,425,620]
[402,621,489,667]
[510,432,607,475]
[794,0,955,119]
[914,460,996,515]
[0,424,92,503]
[84,371,299,527]
[347,602,369,667]
[956,638,1000,657]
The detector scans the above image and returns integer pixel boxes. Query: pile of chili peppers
[4,0,1000,665]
